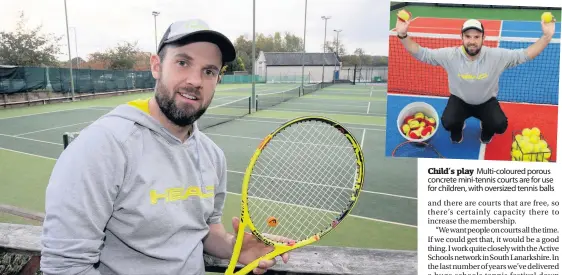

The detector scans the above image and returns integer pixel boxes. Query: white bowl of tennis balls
[397,102,439,142]
[511,127,552,162]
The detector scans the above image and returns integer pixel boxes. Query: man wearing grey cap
[40,19,288,275]
[395,17,556,144]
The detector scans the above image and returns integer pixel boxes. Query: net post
[353,64,357,85]
[62,133,69,149]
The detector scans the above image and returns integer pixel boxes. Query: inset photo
[385,2,561,162]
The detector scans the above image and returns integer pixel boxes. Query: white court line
[14,121,95,136]
[479,144,486,160]
[226,170,416,200]
[370,86,373,97]
[281,101,369,108]
[366,102,371,114]
[225,118,386,132]
[0,107,103,120]
[0,147,57,161]
[245,115,385,127]
[264,107,386,116]
[231,192,417,228]
[0,147,415,227]
[361,128,366,148]
[0,133,60,145]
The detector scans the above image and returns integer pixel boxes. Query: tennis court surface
[0,82,417,252]
[386,14,560,161]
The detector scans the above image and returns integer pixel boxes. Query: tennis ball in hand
[542,12,554,23]
[397,9,412,22]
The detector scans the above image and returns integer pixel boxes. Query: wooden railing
[0,205,417,275]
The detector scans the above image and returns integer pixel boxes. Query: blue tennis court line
[385,94,482,160]
[501,21,561,39]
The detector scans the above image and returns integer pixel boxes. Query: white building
[255,51,341,83]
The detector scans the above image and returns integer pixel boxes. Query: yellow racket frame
[225,116,365,275]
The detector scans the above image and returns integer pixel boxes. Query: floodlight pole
[152,11,160,53]
[321,16,331,84]
[251,0,256,111]
[301,0,307,91]
[64,0,75,101]
[334,29,342,57]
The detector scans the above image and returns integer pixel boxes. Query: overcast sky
[0,0,391,61]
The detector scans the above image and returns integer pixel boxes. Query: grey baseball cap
[462,19,485,34]
[157,19,236,63]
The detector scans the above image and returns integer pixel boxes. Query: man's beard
[464,44,482,56]
[155,81,209,127]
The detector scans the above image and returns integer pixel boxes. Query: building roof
[261,52,339,66]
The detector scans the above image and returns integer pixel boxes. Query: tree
[232,32,304,74]
[85,41,141,70]
[323,36,346,56]
[224,56,246,73]
[0,11,63,66]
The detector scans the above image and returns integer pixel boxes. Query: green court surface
[390,4,561,27]
[0,83,417,253]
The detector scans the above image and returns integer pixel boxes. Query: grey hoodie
[411,45,530,105]
[40,98,228,275]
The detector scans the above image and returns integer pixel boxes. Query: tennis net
[256,86,300,111]
[388,31,561,105]
[63,96,251,148]
[302,83,320,95]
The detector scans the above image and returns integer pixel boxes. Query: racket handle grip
[230,252,279,275]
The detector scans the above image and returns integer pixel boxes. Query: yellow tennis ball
[542,12,554,23]
[522,128,531,137]
[529,135,540,144]
[511,141,518,150]
[515,134,523,142]
[531,127,541,137]
[402,124,410,135]
[267,216,278,227]
[397,9,411,22]
[512,149,522,161]
[543,148,551,159]
[538,140,548,150]
[521,142,533,154]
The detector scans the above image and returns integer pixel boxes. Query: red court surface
[484,102,558,162]
[392,17,502,36]
[388,35,498,97]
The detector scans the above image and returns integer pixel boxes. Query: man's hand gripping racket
[225,116,365,275]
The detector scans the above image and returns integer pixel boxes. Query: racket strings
[247,121,359,243]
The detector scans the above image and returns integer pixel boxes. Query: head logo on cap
[184,20,209,32]
[157,18,236,63]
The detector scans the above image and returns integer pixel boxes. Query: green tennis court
[0,82,417,252]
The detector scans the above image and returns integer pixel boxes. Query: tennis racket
[391,140,444,158]
[225,116,365,275]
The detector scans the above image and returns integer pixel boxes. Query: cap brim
[462,27,483,33]
[161,30,236,63]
